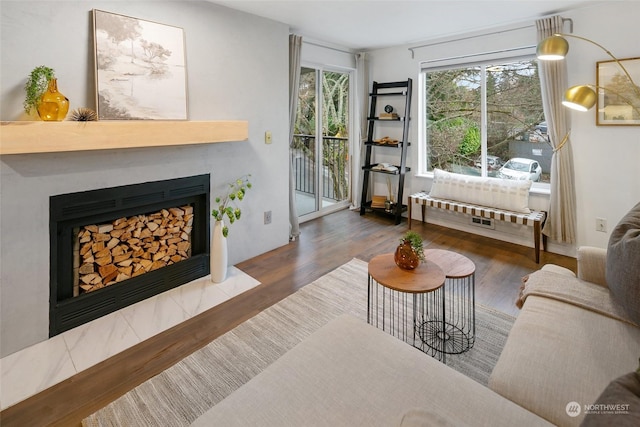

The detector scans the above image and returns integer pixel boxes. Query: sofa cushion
[581,369,640,426]
[606,202,640,324]
[430,168,531,214]
[517,269,637,327]
[192,314,550,427]
[541,263,576,278]
[489,295,640,426]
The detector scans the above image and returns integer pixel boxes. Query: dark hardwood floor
[1,209,576,427]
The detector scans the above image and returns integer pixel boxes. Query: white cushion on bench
[430,168,532,214]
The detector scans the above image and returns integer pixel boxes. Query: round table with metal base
[367,253,447,361]
[419,249,476,356]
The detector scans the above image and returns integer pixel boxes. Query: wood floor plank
[0,209,576,426]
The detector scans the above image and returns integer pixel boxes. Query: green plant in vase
[23,65,69,120]
[400,230,425,261]
[23,66,56,115]
[394,230,425,270]
[211,175,252,237]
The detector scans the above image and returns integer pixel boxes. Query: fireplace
[49,175,210,337]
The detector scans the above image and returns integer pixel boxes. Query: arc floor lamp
[536,34,640,115]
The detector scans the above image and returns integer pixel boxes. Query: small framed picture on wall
[596,57,640,126]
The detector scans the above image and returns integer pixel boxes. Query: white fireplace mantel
[0,120,249,155]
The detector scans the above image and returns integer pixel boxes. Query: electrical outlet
[264,210,272,225]
[595,217,607,233]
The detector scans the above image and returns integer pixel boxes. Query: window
[420,57,550,185]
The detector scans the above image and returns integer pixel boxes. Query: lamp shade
[537,35,569,60]
[562,85,597,111]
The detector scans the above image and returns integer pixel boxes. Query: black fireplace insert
[49,174,210,336]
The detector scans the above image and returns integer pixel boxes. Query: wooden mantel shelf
[0,120,249,155]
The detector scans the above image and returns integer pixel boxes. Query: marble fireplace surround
[0,265,260,410]
[0,120,248,359]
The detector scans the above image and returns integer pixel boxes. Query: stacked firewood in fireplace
[75,205,194,294]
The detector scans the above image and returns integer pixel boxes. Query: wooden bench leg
[534,220,542,264]
[541,213,548,252]
[408,198,427,230]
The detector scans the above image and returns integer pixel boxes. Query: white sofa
[489,246,640,426]
[191,314,551,426]
[193,203,640,426]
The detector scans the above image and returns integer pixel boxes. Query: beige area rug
[83,258,515,427]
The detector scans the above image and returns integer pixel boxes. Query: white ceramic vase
[210,219,228,283]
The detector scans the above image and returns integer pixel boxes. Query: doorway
[291,66,352,221]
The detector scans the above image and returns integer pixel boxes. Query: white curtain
[289,34,302,240]
[351,52,369,209]
[536,16,577,243]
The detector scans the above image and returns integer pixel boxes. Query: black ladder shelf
[360,79,412,225]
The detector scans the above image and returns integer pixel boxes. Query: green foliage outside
[459,125,480,156]
[294,70,349,138]
[425,60,546,173]
[294,68,350,201]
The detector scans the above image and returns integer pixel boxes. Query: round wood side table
[421,249,476,355]
[367,253,447,361]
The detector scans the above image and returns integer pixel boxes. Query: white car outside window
[497,158,542,181]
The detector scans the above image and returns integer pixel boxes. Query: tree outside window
[423,58,551,183]
[293,68,350,203]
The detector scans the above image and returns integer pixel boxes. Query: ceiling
[211,0,599,51]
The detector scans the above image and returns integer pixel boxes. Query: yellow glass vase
[37,79,69,121]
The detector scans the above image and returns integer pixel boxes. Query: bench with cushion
[408,169,547,263]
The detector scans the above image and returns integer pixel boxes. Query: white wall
[0,1,290,357]
[560,2,640,249]
[365,1,640,253]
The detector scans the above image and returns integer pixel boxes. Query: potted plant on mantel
[23,65,69,121]
[210,175,252,283]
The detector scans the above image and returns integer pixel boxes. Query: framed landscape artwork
[596,57,640,126]
[93,10,188,120]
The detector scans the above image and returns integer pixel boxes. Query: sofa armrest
[577,246,607,287]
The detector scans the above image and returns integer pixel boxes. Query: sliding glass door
[292,66,352,220]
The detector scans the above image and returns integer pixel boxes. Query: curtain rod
[408,17,574,59]
[302,39,353,55]
[419,45,536,66]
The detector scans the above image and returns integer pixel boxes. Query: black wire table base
[367,251,476,365]
[415,319,473,356]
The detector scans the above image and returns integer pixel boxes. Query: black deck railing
[291,134,349,202]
